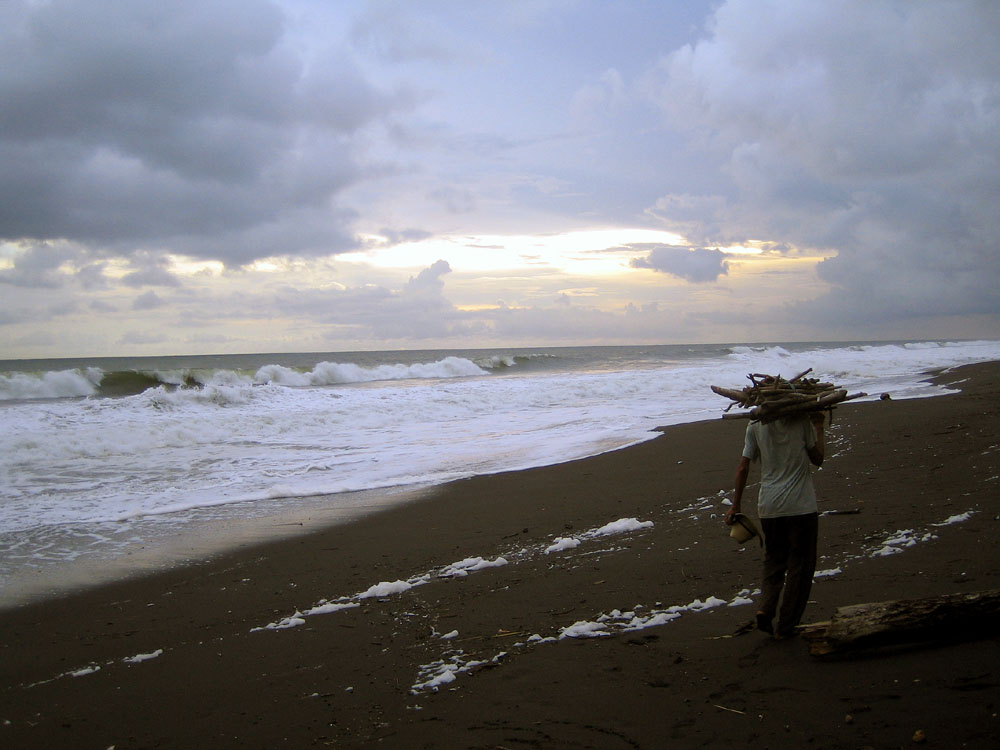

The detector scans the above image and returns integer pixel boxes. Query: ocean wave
[0,368,102,400]
[100,369,198,397]
[474,352,558,370]
[726,345,792,358]
[474,354,518,369]
[253,356,489,386]
[0,355,496,402]
[0,368,221,401]
[142,383,258,409]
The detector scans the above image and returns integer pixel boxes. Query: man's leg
[758,517,789,633]
[775,513,818,637]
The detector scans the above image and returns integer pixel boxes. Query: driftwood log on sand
[711,368,867,423]
[799,589,1000,657]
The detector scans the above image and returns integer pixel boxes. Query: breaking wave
[0,355,506,402]
[0,368,103,400]
[253,356,488,386]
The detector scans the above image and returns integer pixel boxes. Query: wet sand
[0,485,432,610]
[2,362,998,748]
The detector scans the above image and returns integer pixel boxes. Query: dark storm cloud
[645,0,1000,325]
[0,0,402,265]
[0,242,76,288]
[629,244,729,283]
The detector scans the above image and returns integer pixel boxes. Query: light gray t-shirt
[742,417,818,518]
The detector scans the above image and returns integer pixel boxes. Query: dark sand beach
[2,362,999,748]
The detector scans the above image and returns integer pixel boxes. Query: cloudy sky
[1,0,997,358]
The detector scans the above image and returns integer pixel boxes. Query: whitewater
[1,340,998,606]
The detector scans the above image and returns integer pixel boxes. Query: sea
[2,339,999,607]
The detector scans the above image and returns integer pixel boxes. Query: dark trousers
[759,513,818,636]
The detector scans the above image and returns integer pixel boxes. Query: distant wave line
[0,354,552,401]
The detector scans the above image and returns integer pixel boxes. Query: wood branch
[720,391,868,422]
[799,589,1000,657]
[711,385,747,402]
[710,370,866,423]
[756,389,848,420]
[762,391,834,408]
[790,368,813,382]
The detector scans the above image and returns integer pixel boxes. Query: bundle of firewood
[711,368,866,423]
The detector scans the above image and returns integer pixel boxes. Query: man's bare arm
[727,456,752,524]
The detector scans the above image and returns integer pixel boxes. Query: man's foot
[755,611,774,635]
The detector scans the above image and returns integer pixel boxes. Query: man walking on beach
[726,411,825,639]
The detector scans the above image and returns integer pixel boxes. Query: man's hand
[724,506,740,525]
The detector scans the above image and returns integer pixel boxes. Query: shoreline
[2,362,998,748]
[0,363,969,612]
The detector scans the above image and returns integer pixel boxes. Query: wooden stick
[710,385,748,401]
[712,704,747,715]
[800,589,1000,657]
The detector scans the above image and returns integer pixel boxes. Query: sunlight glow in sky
[346,228,691,274]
